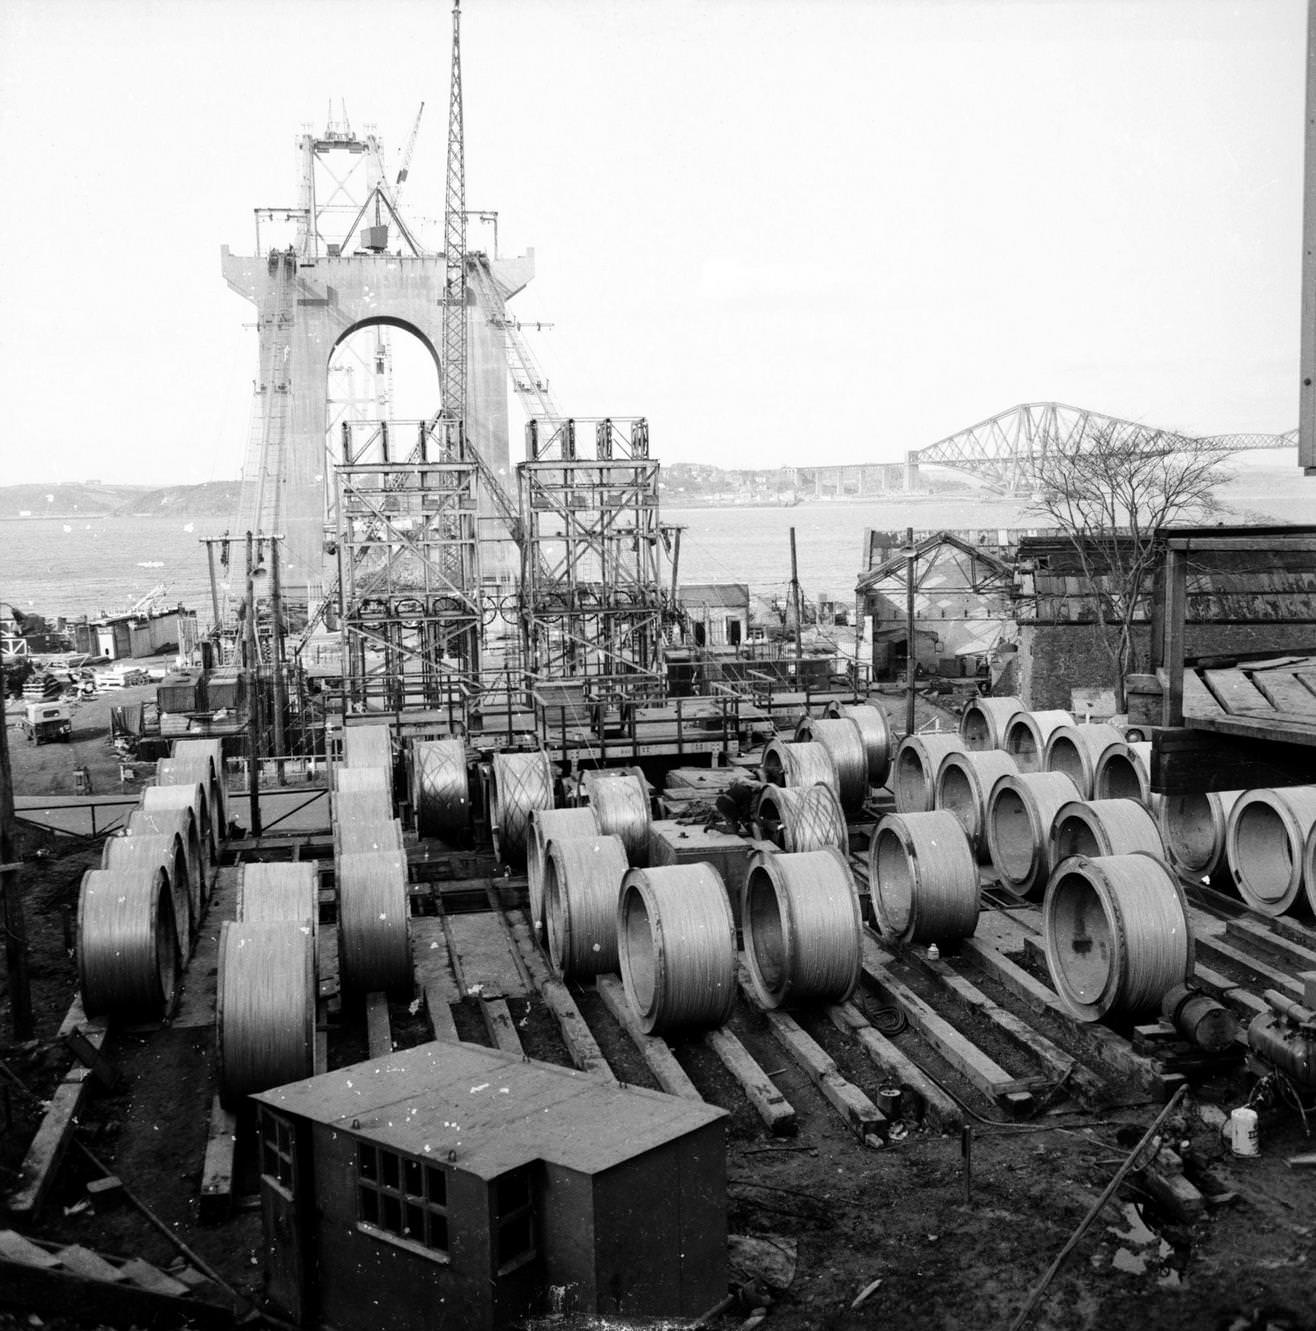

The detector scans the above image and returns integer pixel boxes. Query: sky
[0,0,1305,486]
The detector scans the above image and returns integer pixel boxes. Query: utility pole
[0,696,32,1040]
[789,527,804,680]
[905,526,917,736]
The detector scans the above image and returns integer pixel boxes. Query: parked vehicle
[22,701,72,745]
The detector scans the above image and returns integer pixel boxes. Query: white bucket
[1225,1106,1259,1157]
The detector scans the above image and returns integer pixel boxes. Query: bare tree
[1027,421,1232,711]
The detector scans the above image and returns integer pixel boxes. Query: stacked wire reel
[794,716,870,815]
[490,749,555,865]
[1001,709,1074,773]
[1158,789,1242,888]
[527,806,601,931]
[77,865,180,1019]
[144,774,216,864]
[580,767,653,865]
[822,700,893,789]
[1042,723,1129,801]
[1049,798,1165,863]
[340,723,396,800]
[752,781,847,854]
[869,811,979,948]
[761,737,840,804]
[169,738,228,833]
[217,862,319,1106]
[101,825,194,954]
[411,737,472,842]
[1093,741,1155,806]
[985,770,1081,899]
[892,732,968,814]
[741,848,862,1008]
[542,833,630,980]
[1225,785,1316,917]
[958,695,1023,751]
[125,803,205,926]
[933,749,1020,862]
[157,756,226,845]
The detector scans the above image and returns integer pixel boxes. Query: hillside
[0,482,149,518]
[113,480,241,517]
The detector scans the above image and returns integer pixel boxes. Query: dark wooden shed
[252,1041,728,1330]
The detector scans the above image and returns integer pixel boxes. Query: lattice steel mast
[442,0,467,449]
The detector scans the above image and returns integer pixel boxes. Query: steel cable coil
[933,749,1020,862]
[958,696,1025,751]
[1002,709,1075,773]
[528,806,601,932]
[411,739,471,841]
[334,765,392,797]
[543,834,630,979]
[1226,786,1316,917]
[618,863,737,1035]
[157,756,226,835]
[752,782,847,853]
[332,789,402,856]
[893,733,968,813]
[584,771,653,865]
[761,738,840,803]
[869,811,979,946]
[341,724,395,799]
[1158,789,1243,880]
[337,847,413,994]
[742,847,862,1009]
[142,781,215,865]
[1093,741,1153,805]
[127,805,205,913]
[985,770,1081,899]
[102,831,193,953]
[1042,724,1127,802]
[823,701,893,787]
[1042,851,1193,1023]
[171,740,227,831]
[794,717,869,815]
[216,921,316,1105]
[239,861,319,937]
[77,867,179,1018]
[1050,798,1166,865]
[491,749,555,864]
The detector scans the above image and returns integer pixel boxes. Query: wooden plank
[1189,960,1270,1022]
[595,977,702,1101]
[826,1001,962,1131]
[478,995,524,1056]
[173,864,239,1030]
[1203,669,1276,716]
[198,1096,238,1224]
[63,1027,123,1092]
[1225,916,1316,973]
[410,916,461,1041]
[443,907,531,999]
[704,1026,796,1135]
[1151,726,1316,794]
[1252,670,1316,717]
[1192,934,1305,1002]
[365,991,392,1059]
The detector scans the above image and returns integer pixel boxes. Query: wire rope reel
[1093,741,1153,806]
[1050,798,1166,865]
[741,847,861,1009]
[761,738,840,805]
[583,769,653,865]
[411,738,471,841]
[958,696,1024,751]
[337,846,413,995]
[1226,785,1316,917]
[618,863,736,1035]
[142,780,215,865]
[216,920,316,1106]
[157,756,226,837]
[1158,789,1243,881]
[1002,709,1075,774]
[77,867,179,1019]
[823,701,893,787]
[341,723,395,801]
[985,770,1081,900]
[933,749,1020,862]
[1042,851,1193,1023]
[869,810,979,947]
[171,739,228,832]
[751,782,847,854]
[102,830,193,954]
[794,716,869,815]
[528,806,601,932]
[239,861,319,939]
[333,788,403,857]
[1042,724,1128,802]
[892,733,967,814]
[491,749,555,865]
[127,805,205,914]
[543,834,630,979]
[334,765,392,798]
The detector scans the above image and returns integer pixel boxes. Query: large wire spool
[1158,790,1243,879]
[823,701,893,787]
[892,733,967,814]
[102,831,193,953]
[216,921,316,1106]
[411,739,471,841]
[142,780,215,864]
[985,770,1081,900]
[741,847,862,1009]
[543,834,630,979]
[77,867,179,1019]
[761,738,840,805]
[171,739,227,831]
[337,847,412,994]
[1042,724,1128,802]
[157,755,226,835]
[527,807,601,932]
[584,771,653,866]
[1002,709,1075,774]
[752,782,847,854]
[1093,741,1153,805]
[491,749,555,865]
[334,765,391,798]
[341,724,394,800]
[869,810,980,946]
[127,805,205,912]
[618,863,736,1035]
[1042,852,1193,1023]
[1050,798,1166,864]
[333,787,402,856]
[1226,786,1316,917]
[238,861,319,937]
[794,717,869,815]
[958,696,1025,751]
[934,749,1020,862]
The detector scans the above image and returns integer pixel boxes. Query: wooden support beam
[1225,917,1316,973]
[63,1027,123,1093]
[365,991,392,1059]
[478,995,523,1057]
[595,976,702,1102]
[1191,934,1305,1003]
[198,1097,237,1224]
[1152,726,1316,794]
[704,1026,796,1135]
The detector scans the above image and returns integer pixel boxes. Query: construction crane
[394,101,425,206]
[441,0,466,437]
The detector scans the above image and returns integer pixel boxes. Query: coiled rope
[823,701,893,787]
[618,863,736,1035]
[1093,741,1153,805]
[527,806,601,932]
[216,921,316,1105]
[341,724,394,800]
[1042,852,1193,1023]
[543,834,630,979]
[336,847,412,994]
[583,770,653,865]
[1043,724,1128,802]
[794,717,869,815]
[933,749,1020,862]
[761,738,840,803]
[171,739,227,832]
[239,861,319,936]
[742,847,861,1009]
[158,756,226,836]
[1002,709,1075,773]
[1227,785,1316,917]
[869,810,979,946]
[958,696,1024,751]
[102,831,193,954]
[127,805,205,913]
[142,781,215,864]
[77,866,178,1018]
[1050,798,1166,864]
[411,739,471,841]
[985,770,1081,899]
[491,749,555,865]
[752,782,847,854]
[893,733,968,814]
[1158,789,1242,879]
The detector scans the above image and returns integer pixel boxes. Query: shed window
[493,1167,535,1273]
[260,1109,296,1192]
[356,1142,449,1255]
